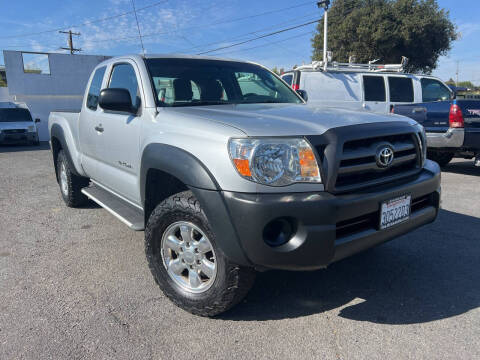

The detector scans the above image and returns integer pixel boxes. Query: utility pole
[59,30,81,54]
[317,1,330,70]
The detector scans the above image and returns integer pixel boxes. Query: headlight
[228,138,321,186]
[28,126,35,132]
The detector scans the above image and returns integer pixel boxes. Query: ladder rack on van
[295,56,408,73]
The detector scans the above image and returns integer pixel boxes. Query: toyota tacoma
[49,55,440,316]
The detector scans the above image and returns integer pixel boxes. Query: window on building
[363,76,386,102]
[108,63,140,109]
[22,53,50,75]
[0,68,7,87]
[388,77,414,102]
[421,78,452,102]
[86,66,107,111]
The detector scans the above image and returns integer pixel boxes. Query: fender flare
[140,143,220,206]
[140,143,251,266]
[50,123,81,177]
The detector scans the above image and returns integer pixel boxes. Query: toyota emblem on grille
[376,145,394,168]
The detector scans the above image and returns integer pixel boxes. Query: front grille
[3,129,27,134]
[334,133,420,192]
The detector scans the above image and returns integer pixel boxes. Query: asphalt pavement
[1,144,479,359]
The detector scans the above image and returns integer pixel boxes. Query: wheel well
[51,137,63,182]
[144,168,188,222]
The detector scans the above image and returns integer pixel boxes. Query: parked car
[49,54,440,316]
[0,107,40,145]
[393,96,480,166]
[281,63,454,114]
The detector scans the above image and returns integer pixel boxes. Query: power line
[131,0,145,55]
[214,31,314,56]
[197,19,320,55]
[171,14,319,53]
[0,0,169,40]
[85,1,317,44]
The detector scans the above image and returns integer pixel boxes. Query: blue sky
[0,0,478,84]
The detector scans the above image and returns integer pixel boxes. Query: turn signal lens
[233,158,252,177]
[299,148,320,178]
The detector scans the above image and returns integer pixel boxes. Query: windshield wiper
[240,99,288,104]
[171,101,230,107]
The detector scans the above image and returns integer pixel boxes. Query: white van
[281,64,453,114]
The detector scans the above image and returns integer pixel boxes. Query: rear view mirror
[34,118,41,123]
[99,88,137,114]
[296,89,308,102]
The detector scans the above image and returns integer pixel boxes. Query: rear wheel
[428,151,454,167]
[56,150,89,207]
[145,191,255,317]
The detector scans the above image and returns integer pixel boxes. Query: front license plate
[380,195,411,230]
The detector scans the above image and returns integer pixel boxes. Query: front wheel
[427,151,454,167]
[145,191,255,317]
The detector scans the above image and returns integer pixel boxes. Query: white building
[1,51,110,141]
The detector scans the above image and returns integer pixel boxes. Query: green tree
[456,81,475,89]
[311,0,457,73]
[445,77,455,86]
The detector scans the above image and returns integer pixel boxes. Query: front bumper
[426,128,464,148]
[0,131,37,144]
[210,160,440,271]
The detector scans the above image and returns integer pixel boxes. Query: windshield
[0,108,33,122]
[145,58,303,107]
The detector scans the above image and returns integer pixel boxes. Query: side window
[421,78,451,102]
[363,76,386,102]
[86,66,106,111]
[388,77,414,102]
[108,63,139,108]
[282,74,293,86]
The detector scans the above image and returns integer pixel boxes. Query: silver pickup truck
[49,54,441,316]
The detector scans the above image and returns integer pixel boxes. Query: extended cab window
[388,77,414,102]
[363,76,386,102]
[86,66,106,110]
[421,78,451,102]
[108,63,140,109]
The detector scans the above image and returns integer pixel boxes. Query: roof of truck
[142,53,244,63]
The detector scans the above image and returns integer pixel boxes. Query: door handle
[94,124,104,133]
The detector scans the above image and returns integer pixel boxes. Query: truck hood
[166,103,416,136]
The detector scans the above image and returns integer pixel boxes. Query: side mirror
[99,88,137,114]
[296,89,308,102]
[34,118,41,123]
[450,90,456,100]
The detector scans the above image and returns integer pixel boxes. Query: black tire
[428,151,454,167]
[56,150,89,207]
[145,190,255,317]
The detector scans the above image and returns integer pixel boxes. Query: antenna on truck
[317,1,331,71]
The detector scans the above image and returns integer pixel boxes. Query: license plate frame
[379,194,411,230]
